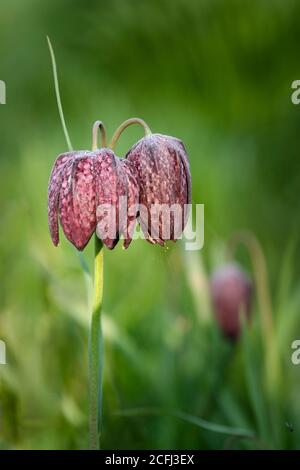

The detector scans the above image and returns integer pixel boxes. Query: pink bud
[210,264,253,339]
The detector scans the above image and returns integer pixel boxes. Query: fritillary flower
[48,148,139,251]
[126,133,191,245]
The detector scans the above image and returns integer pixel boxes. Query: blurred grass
[1,0,300,449]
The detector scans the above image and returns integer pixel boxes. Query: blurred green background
[1,0,300,450]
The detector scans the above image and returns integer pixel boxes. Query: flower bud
[210,263,253,339]
[126,134,191,245]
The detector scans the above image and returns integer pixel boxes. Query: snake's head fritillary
[94,149,139,250]
[48,151,99,250]
[48,149,139,251]
[126,134,191,246]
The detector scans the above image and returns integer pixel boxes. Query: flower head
[48,149,139,250]
[210,263,253,339]
[48,120,192,251]
[126,133,191,245]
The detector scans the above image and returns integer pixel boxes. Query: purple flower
[48,149,139,250]
[126,134,191,245]
[210,263,253,339]
[94,151,139,250]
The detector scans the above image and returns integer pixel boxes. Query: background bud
[210,263,253,339]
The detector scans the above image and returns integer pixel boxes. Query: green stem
[109,117,152,150]
[226,231,279,398]
[47,36,105,448]
[89,236,104,450]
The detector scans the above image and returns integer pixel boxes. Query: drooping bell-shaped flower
[57,151,97,251]
[210,263,253,339]
[94,150,139,250]
[126,134,191,245]
[116,158,140,249]
[48,148,139,251]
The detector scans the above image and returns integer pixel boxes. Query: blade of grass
[47,35,92,305]
[47,36,73,152]
[114,407,255,438]
[241,315,270,444]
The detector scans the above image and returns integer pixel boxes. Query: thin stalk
[226,231,273,350]
[114,407,255,439]
[226,231,279,397]
[92,120,107,150]
[47,35,89,287]
[47,36,73,152]
[89,236,104,449]
[47,37,105,449]
[109,117,152,150]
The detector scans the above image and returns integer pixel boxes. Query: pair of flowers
[48,119,191,251]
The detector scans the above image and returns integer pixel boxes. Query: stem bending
[109,117,152,150]
[92,120,107,150]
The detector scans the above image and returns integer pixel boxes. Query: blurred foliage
[1,0,300,449]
